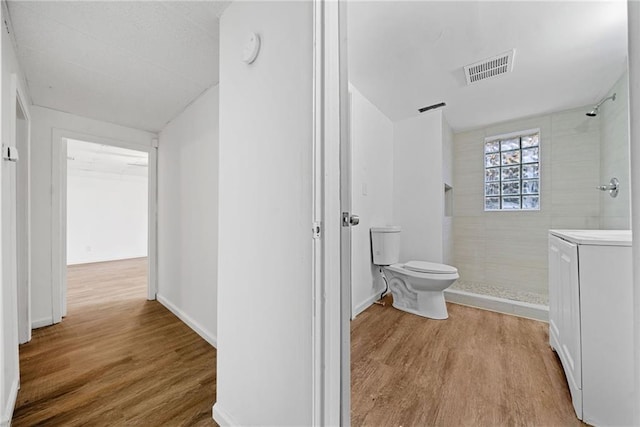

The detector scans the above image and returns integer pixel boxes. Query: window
[484,130,540,211]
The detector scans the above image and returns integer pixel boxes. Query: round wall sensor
[242,32,261,64]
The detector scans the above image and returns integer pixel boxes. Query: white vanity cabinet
[548,230,633,426]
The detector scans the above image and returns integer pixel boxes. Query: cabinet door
[548,235,582,417]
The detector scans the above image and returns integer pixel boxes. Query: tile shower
[450,71,629,308]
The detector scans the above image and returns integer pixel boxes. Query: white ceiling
[67,139,149,178]
[348,1,629,131]
[7,1,230,132]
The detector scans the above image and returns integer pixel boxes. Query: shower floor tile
[450,280,549,306]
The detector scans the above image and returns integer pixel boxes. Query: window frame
[483,128,541,212]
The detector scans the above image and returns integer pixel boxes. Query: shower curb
[444,289,549,322]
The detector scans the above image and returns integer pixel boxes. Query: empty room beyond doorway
[65,139,150,314]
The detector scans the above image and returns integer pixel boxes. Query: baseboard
[157,294,217,348]
[212,402,240,426]
[1,378,19,427]
[67,256,147,266]
[32,317,54,329]
[444,289,548,322]
[352,291,384,320]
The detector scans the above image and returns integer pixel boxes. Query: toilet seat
[403,260,458,275]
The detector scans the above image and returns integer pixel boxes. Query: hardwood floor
[14,259,585,426]
[13,258,217,426]
[351,297,586,426]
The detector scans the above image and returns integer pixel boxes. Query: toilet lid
[403,260,458,274]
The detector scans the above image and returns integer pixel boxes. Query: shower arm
[595,93,617,109]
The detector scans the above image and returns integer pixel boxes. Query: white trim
[352,291,382,319]
[32,317,54,329]
[11,73,32,344]
[444,289,548,322]
[51,129,158,324]
[311,1,323,424]
[335,1,351,424]
[320,0,351,425]
[212,402,240,426]
[51,134,67,322]
[309,1,346,426]
[0,379,19,427]
[156,294,217,348]
[147,142,158,301]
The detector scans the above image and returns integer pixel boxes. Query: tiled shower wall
[443,116,454,265]
[600,70,631,229]
[452,106,604,297]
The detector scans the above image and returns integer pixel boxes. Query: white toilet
[371,226,459,320]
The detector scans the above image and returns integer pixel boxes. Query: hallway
[13,258,217,426]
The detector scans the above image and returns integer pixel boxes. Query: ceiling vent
[464,49,515,85]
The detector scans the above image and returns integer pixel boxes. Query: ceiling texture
[6,1,628,133]
[7,1,229,132]
[348,1,629,131]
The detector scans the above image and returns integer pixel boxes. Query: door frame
[627,2,640,425]
[311,0,350,424]
[51,130,158,323]
[10,74,32,344]
[337,0,352,423]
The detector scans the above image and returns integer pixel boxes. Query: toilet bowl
[371,227,459,320]
[383,261,459,319]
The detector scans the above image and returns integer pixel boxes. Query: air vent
[418,102,446,113]
[464,49,515,85]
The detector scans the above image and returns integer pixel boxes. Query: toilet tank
[370,226,401,266]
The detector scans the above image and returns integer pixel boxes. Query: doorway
[51,132,158,323]
[65,139,149,314]
[342,1,634,426]
[1,74,32,346]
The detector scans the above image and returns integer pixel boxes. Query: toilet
[371,226,459,320]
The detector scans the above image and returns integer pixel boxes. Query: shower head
[586,93,616,117]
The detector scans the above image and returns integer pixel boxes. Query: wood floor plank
[16,258,586,426]
[351,296,587,427]
[13,258,217,427]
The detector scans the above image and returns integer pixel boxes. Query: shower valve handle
[597,177,619,198]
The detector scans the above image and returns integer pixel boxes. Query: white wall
[393,110,444,263]
[67,171,148,265]
[349,84,393,317]
[1,3,29,422]
[453,107,604,296]
[157,84,218,348]
[30,106,155,327]
[600,69,631,229]
[213,1,314,425]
